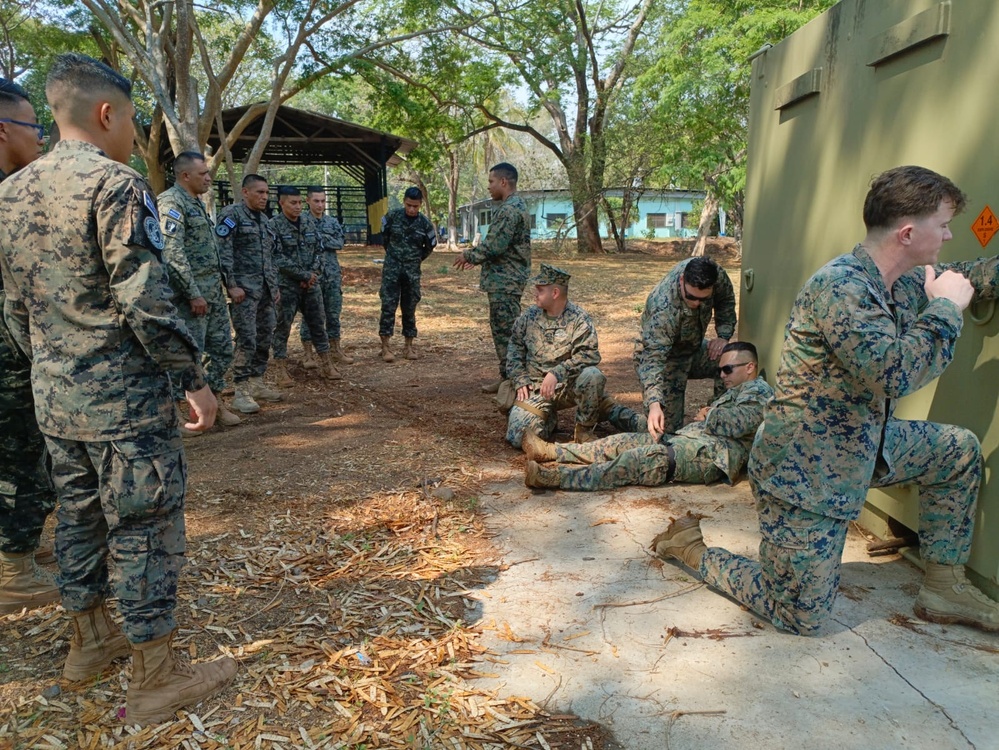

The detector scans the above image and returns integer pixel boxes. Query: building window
[678,212,690,229]
[478,209,492,225]
[529,213,537,230]
[546,213,567,229]
[646,213,668,229]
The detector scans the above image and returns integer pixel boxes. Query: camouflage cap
[532,263,570,286]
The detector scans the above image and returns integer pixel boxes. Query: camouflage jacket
[750,244,999,519]
[506,301,601,392]
[216,202,278,297]
[0,166,24,364]
[381,208,436,266]
[157,183,222,301]
[315,214,345,252]
[269,212,323,285]
[0,140,205,441]
[672,376,774,483]
[634,258,737,407]
[462,194,531,294]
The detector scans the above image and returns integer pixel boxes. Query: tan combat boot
[330,338,354,365]
[525,460,561,489]
[62,602,131,681]
[269,359,295,388]
[522,432,557,462]
[380,335,396,363]
[300,341,319,370]
[34,543,55,565]
[650,511,707,572]
[232,382,261,414]
[914,563,999,632]
[214,395,242,427]
[249,375,284,402]
[175,404,203,439]
[0,551,61,614]
[573,423,597,443]
[125,631,237,726]
[403,337,421,360]
[316,351,343,381]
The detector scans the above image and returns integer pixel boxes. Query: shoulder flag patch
[167,208,182,220]
[216,215,237,237]
[142,190,159,220]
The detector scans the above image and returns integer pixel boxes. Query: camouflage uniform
[378,208,436,338]
[216,202,279,382]
[0,167,55,555]
[301,213,346,343]
[462,194,531,377]
[158,184,233,396]
[704,245,991,635]
[0,139,205,643]
[269,212,330,358]
[505,301,641,447]
[550,377,774,490]
[634,258,737,433]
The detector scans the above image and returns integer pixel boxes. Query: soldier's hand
[647,402,665,440]
[540,372,558,399]
[184,385,217,432]
[516,385,530,401]
[695,406,711,422]
[452,257,473,271]
[707,337,729,360]
[228,286,246,304]
[924,266,973,311]
[189,296,208,316]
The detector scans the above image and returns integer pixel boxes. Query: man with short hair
[378,186,436,362]
[505,263,641,449]
[524,342,773,490]
[635,256,737,438]
[216,173,284,413]
[454,163,532,391]
[269,185,339,382]
[652,165,999,636]
[0,53,235,724]
[158,151,240,433]
[0,78,59,614]
[301,186,351,366]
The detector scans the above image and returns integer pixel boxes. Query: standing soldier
[0,53,235,724]
[0,78,59,613]
[300,186,352,367]
[378,186,436,362]
[216,174,284,414]
[158,151,240,433]
[453,163,531,391]
[269,186,340,382]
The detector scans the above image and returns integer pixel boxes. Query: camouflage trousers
[0,334,55,553]
[378,260,421,339]
[701,419,980,636]
[230,289,277,382]
[553,432,722,491]
[45,429,187,643]
[655,341,725,434]
[506,367,642,448]
[489,291,523,379]
[273,281,329,359]
[172,284,233,398]
[301,253,343,342]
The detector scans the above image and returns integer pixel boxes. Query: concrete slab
[469,465,999,750]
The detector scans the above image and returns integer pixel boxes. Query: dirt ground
[0,243,737,749]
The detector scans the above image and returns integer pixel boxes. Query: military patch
[216,216,236,237]
[144,216,165,251]
[167,208,182,220]
[163,219,179,236]
[143,191,159,220]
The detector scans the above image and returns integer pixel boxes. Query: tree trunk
[446,150,459,249]
[691,192,720,257]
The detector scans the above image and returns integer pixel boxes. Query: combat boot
[0,550,61,614]
[914,563,999,632]
[525,460,561,489]
[249,375,284,402]
[125,631,237,727]
[650,511,707,572]
[232,383,261,414]
[300,342,319,370]
[403,337,421,360]
[62,602,130,681]
[522,431,557,462]
[34,543,55,565]
[573,423,597,443]
[317,351,343,381]
[380,335,396,363]
[214,396,242,427]
[175,404,203,439]
[269,359,295,388]
[330,338,354,364]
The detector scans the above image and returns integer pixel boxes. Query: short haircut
[173,151,205,176]
[490,162,518,184]
[277,185,300,198]
[307,185,325,196]
[721,341,758,363]
[45,53,131,122]
[0,78,30,110]
[242,173,267,188]
[682,256,719,289]
[403,186,423,202]
[863,165,967,231]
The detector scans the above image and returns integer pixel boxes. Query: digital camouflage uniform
[269,212,330,358]
[158,183,233,397]
[216,202,279,382]
[704,245,993,636]
[505,300,641,447]
[0,166,55,555]
[301,213,346,343]
[462,194,531,378]
[550,377,774,490]
[378,208,436,338]
[0,139,206,643]
[635,258,737,433]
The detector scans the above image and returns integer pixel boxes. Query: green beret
[532,263,571,286]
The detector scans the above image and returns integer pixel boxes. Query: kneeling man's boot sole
[650,511,707,573]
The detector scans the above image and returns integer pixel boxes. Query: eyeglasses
[718,362,751,375]
[0,118,45,141]
[683,282,712,302]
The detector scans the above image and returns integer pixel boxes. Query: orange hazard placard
[972,205,998,248]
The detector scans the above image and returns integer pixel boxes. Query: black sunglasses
[683,282,712,302]
[0,118,45,141]
[718,362,751,375]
